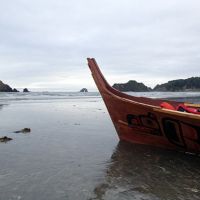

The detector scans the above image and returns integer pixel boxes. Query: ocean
[0,92,200,200]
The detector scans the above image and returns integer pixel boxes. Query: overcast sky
[0,0,200,91]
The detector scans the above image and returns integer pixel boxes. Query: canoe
[87,58,200,154]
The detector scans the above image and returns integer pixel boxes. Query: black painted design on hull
[126,113,200,150]
[127,113,161,136]
[162,118,186,148]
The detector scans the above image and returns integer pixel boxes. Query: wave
[0,92,101,103]
[0,91,200,104]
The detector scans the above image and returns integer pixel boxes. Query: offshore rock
[0,136,13,143]
[14,128,31,134]
[23,88,30,92]
[13,88,19,92]
[80,88,88,92]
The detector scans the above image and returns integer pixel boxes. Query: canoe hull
[103,92,200,153]
[87,58,200,154]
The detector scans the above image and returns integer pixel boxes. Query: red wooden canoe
[87,58,200,154]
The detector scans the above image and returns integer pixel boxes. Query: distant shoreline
[1,76,200,93]
[113,77,200,92]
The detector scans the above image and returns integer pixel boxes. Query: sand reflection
[91,141,200,200]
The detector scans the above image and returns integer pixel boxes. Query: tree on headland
[112,80,152,92]
[112,77,200,92]
[153,77,200,91]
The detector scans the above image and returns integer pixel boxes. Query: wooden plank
[184,103,200,108]
[153,107,200,120]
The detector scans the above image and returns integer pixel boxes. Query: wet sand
[0,94,200,200]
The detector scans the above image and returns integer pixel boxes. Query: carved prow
[87,58,113,94]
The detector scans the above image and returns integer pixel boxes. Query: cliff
[0,80,18,92]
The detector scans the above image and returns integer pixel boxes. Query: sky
[0,0,200,91]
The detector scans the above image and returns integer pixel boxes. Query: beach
[0,92,200,200]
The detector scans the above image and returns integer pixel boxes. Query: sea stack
[80,88,88,92]
[13,88,19,92]
[23,88,30,92]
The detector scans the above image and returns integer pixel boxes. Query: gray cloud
[0,0,200,90]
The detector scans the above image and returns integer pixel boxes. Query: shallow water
[0,92,200,200]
